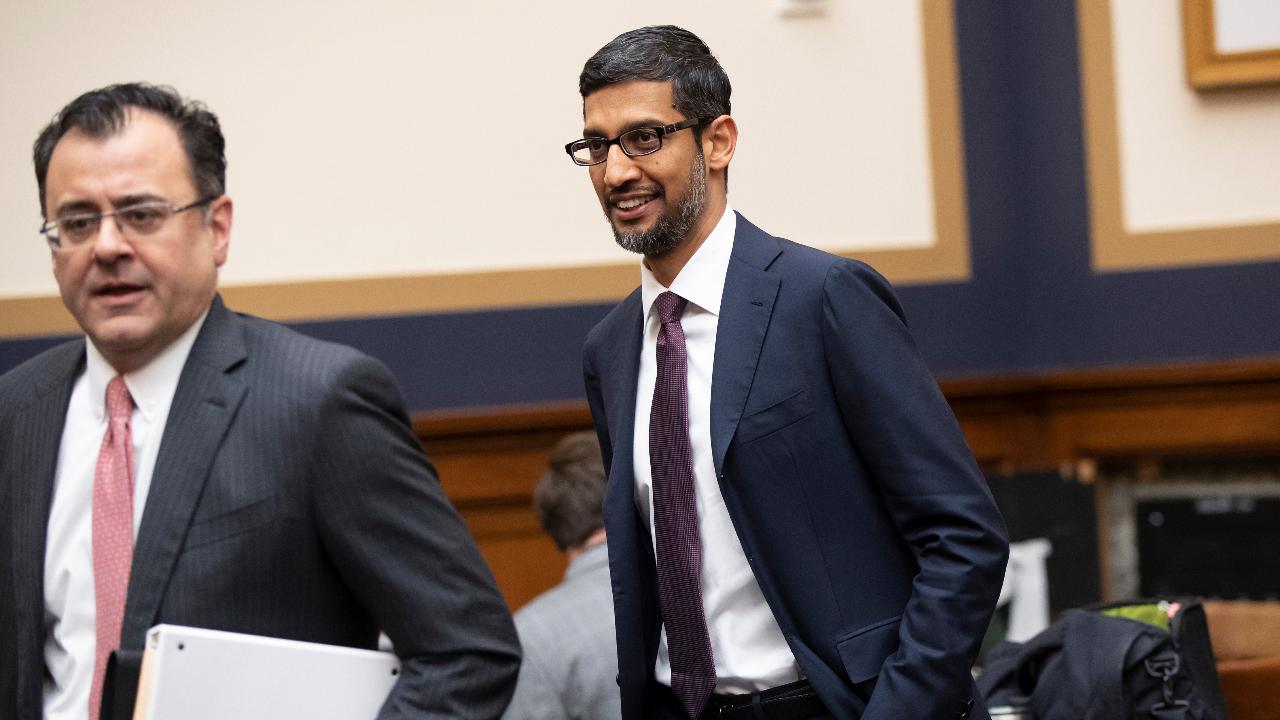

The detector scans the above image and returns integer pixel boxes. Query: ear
[208,195,233,267]
[701,115,738,173]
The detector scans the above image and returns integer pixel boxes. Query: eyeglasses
[565,118,706,167]
[40,196,218,250]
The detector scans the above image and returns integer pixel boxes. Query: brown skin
[44,108,233,374]
[584,80,738,287]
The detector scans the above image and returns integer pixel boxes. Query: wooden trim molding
[414,359,1280,489]
[943,358,1280,474]
[413,359,1280,608]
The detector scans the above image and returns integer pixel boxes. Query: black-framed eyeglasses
[565,118,706,167]
[40,195,219,250]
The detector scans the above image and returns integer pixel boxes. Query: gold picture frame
[1078,0,1280,272]
[1183,0,1280,90]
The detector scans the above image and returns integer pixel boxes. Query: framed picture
[1183,0,1280,89]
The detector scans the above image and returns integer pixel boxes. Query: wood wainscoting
[413,359,1280,611]
[414,402,594,611]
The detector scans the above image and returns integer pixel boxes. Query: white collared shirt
[633,206,800,693]
[42,308,209,720]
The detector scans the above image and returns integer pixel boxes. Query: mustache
[606,183,663,202]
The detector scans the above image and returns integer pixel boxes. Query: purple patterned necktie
[650,291,716,719]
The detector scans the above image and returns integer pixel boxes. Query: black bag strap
[1145,652,1190,720]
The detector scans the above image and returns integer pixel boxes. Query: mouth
[92,282,148,303]
[608,191,661,222]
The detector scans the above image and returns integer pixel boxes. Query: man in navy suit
[572,26,1009,719]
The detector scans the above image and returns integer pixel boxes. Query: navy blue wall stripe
[3,2,1278,411]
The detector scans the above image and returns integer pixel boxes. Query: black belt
[651,678,831,720]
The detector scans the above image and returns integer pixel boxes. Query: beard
[609,151,706,257]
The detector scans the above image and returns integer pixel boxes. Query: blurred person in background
[504,431,620,720]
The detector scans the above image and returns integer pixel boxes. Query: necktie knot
[655,291,687,326]
[105,375,133,424]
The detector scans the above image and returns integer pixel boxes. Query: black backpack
[976,598,1228,720]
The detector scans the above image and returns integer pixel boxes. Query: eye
[120,205,167,232]
[61,216,97,234]
[623,128,661,154]
[56,214,101,242]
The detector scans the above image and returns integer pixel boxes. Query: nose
[601,143,642,191]
[90,216,133,262]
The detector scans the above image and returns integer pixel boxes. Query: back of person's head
[534,432,607,552]
[579,24,732,137]
[33,82,227,216]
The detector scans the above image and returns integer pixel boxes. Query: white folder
[132,624,400,720]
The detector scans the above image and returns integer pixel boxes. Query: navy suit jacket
[0,296,520,719]
[583,215,1009,719]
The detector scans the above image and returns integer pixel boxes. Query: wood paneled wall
[415,403,594,611]
[414,359,1280,611]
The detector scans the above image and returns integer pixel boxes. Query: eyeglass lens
[50,204,176,246]
[572,127,664,165]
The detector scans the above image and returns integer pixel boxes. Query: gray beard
[611,152,707,257]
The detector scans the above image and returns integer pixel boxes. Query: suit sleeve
[310,353,521,719]
[821,260,1009,720]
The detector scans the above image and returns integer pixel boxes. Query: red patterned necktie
[89,376,135,720]
[649,291,716,719]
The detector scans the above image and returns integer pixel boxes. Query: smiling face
[583,80,711,258]
[44,108,232,373]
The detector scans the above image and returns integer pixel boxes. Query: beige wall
[1,1,941,302]
[1111,0,1280,232]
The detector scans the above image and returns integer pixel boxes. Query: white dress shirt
[633,206,800,694]
[42,309,208,720]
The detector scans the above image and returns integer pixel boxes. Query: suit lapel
[122,297,248,646]
[594,290,668,687]
[710,215,782,474]
[600,291,643,521]
[10,341,83,716]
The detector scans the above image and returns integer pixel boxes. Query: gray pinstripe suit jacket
[0,296,520,719]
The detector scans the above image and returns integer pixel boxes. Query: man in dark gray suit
[0,83,520,720]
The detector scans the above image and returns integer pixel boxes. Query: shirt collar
[85,306,212,424]
[640,204,736,321]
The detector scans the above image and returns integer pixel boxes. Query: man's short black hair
[579,25,732,127]
[33,82,227,216]
[533,432,608,552]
